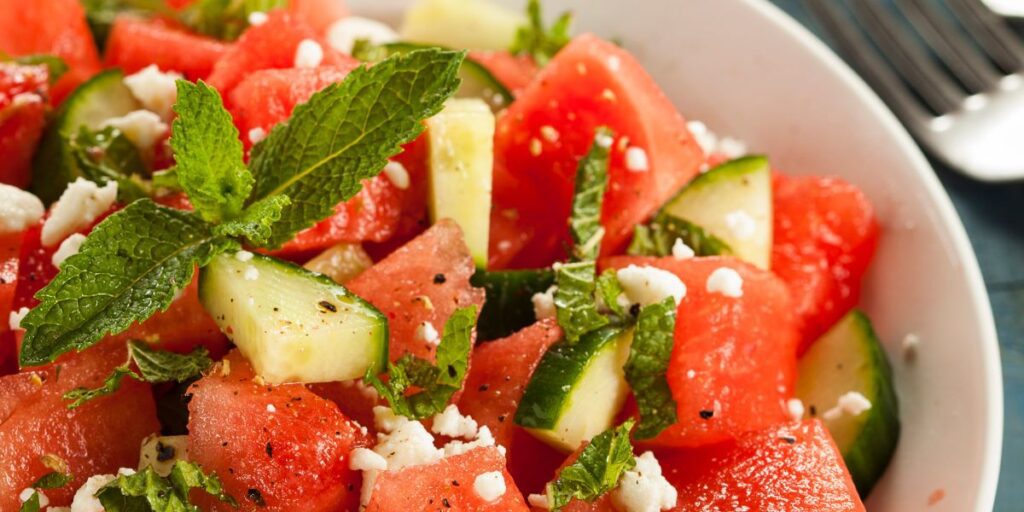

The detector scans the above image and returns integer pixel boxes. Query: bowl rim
[743,0,1004,508]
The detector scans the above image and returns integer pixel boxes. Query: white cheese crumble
[100,110,168,154]
[431,404,478,439]
[383,161,410,190]
[705,267,744,298]
[415,321,440,345]
[69,472,120,512]
[616,264,686,306]
[349,447,388,471]
[594,132,614,149]
[528,493,550,509]
[325,16,399,55]
[441,425,496,457]
[19,488,48,507]
[686,120,748,160]
[244,266,259,281]
[234,250,254,262]
[123,65,181,120]
[624,146,649,172]
[607,55,622,71]
[8,307,30,331]
[248,127,267,145]
[671,238,695,260]
[473,471,506,502]
[0,184,44,235]
[247,11,268,26]
[52,233,87,268]
[611,451,678,512]
[266,404,277,413]
[294,39,324,69]
[41,178,118,247]
[686,369,696,379]
[786,398,805,422]
[724,210,756,240]
[531,285,557,320]
[822,391,872,421]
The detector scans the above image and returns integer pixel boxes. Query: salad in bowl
[0,0,898,510]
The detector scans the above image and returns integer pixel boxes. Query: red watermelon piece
[492,33,703,268]
[105,16,231,81]
[468,50,538,95]
[601,256,799,448]
[0,63,49,188]
[347,220,485,364]
[188,351,370,511]
[662,419,865,511]
[0,232,20,375]
[772,173,879,353]
[289,0,351,35]
[365,446,530,512]
[0,342,160,509]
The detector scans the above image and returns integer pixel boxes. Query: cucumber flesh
[796,310,900,496]
[31,70,142,204]
[200,252,388,385]
[515,327,633,452]
[400,0,525,52]
[661,156,772,269]
[426,98,494,268]
[470,268,555,341]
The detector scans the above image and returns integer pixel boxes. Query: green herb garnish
[69,126,151,202]
[546,419,636,510]
[625,297,678,439]
[627,213,732,258]
[96,461,236,511]
[510,0,573,66]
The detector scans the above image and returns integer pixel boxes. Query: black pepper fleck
[319,300,338,313]
[247,488,266,507]
[629,303,641,317]
[781,435,797,444]
[699,410,714,420]
[433,273,447,284]
[265,442,273,458]
[478,384,489,392]
[155,441,176,462]
[442,498,451,508]
[451,480,460,487]
[809,405,817,417]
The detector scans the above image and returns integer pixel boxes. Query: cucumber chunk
[400,0,525,52]
[31,69,142,204]
[200,252,388,385]
[426,99,494,268]
[471,268,555,341]
[796,310,900,496]
[515,327,633,452]
[661,156,772,269]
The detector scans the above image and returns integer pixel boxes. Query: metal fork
[806,0,1024,182]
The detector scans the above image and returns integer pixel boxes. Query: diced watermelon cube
[104,16,231,80]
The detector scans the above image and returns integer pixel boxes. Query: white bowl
[352,1,1004,509]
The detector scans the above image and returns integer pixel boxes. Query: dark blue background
[770,1,1023,509]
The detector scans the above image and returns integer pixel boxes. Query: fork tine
[947,0,1024,72]
[895,0,1002,92]
[804,0,931,124]
[848,0,965,113]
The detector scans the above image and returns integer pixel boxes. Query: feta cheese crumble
[531,285,558,320]
[383,161,410,190]
[41,178,118,247]
[19,488,48,507]
[234,250,254,262]
[247,11,268,26]
[123,65,181,120]
[293,39,324,69]
[415,321,440,345]
[686,120,748,160]
[473,471,506,502]
[594,132,614,148]
[0,184,44,235]
[822,391,872,421]
[624,146,649,172]
[244,266,260,281]
[9,307,30,331]
[616,264,686,306]
[724,210,756,240]
[786,398,805,422]
[100,110,168,154]
[611,451,678,512]
[431,404,479,439]
[349,447,388,471]
[671,238,695,260]
[528,493,551,509]
[705,267,744,298]
[608,55,622,71]
[69,470,132,512]
[248,127,266,145]
[325,16,399,55]
[266,404,277,413]
[52,233,87,269]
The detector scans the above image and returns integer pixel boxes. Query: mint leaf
[64,366,134,409]
[625,298,678,439]
[80,0,173,49]
[510,0,573,66]
[69,126,150,202]
[172,80,252,224]
[130,341,213,383]
[627,213,732,258]
[32,471,74,490]
[351,39,391,62]
[19,200,237,367]
[18,492,40,512]
[367,306,476,419]
[547,419,636,510]
[180,0,287,41]
[213,195,291,247]
[595,269,627,317]
[1,53,68,84]
[247,49,465,248]
[96,461,236,511]
[554,261,607,344]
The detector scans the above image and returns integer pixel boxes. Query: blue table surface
[770,2,1023,509]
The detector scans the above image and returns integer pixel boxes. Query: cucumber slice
[515,327,633,452]
[31,70,142,204]
[796,310,900,496]
[471,268,555,341]
[661,156,772,269]
[303,243,373,285]
[200,252,389,385]
[400,0,525,52]
[382,42,513,111]
[426,98,494,268]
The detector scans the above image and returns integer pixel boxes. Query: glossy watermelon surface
[0,63,49,188]
[105,16,231,80]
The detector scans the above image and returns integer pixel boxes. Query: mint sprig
[180,0,288,41]
[625,298,678,439]
[18,470,74,512]
[547,419,636,510]
[69,126,150,202]
[367,306,477,419]
[627,213,732,258]
[96,461,236,511]
[248,49,465,248]
[510,0,573,66]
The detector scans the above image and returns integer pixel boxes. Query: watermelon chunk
[365,447,530,512]
[662,419,865,511]
[289,0,351,34]
[0,342,160,509]
[0,63,49,188]
[105,16,231,80]
[468,50,538,94]
[188,351,370,511]
[601,256,799,448]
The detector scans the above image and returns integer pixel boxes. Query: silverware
[807,0,1024,182]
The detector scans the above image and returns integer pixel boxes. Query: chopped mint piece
[547,419,636,510]
[96,461,236,511]
[625,297,678,439]
[510,0,573,66]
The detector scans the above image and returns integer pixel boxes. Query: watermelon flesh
[104,16,230,80]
